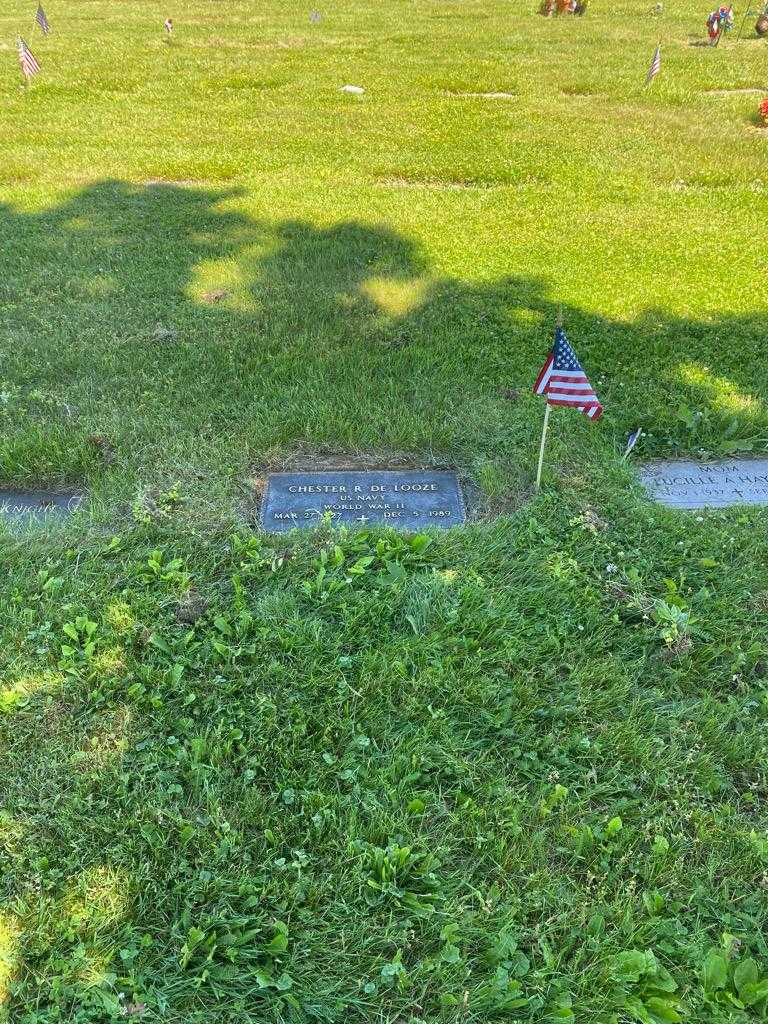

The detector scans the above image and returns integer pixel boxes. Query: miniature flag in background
[35,4,50,34]
[18,37,40,81]
[534,325,603,420]
[164,17,173,34]
[624,428,643,458]
[646,42,661,84]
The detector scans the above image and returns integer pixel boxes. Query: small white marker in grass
[341,84,365,94]
[310,10,322,23]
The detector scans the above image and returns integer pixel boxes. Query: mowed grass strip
[1,0,768,1021]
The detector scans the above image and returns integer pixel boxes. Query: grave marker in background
[0,490,83,520]
[639,459,768,509]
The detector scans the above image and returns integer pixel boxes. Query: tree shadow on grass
[1,181,768,1022]
[0,178,766,497]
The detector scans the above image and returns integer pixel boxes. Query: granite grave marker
[639,459,768,509]
[0,490,83,520]
[262,470,465,532]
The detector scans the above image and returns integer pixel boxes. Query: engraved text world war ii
[639,460,768,509]
[262,471,465,532]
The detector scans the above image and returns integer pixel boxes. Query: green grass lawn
[2,0,768,1020]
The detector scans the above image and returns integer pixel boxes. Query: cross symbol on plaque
[357,515,369,523]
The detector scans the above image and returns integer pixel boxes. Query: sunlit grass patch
[360,275,431,317]
[0,914,22,1012]
[678,362,764,417]
[60,866,131,939]
[0,672,64,716]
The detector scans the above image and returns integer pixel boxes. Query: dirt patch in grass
[704,87,767,95]
[38,698,78,739]
[143,178,214,188]
[444,90,517,99]
[375,175,500,191]
[429,9,492,18]
[252,446,447,475]
[560,87,606,98]
[667,178,740,193]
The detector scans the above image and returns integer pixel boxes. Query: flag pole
[535,306,562,492]
[735,3,751,39]
[535,404,551,492]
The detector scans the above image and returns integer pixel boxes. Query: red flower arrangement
[760,97,768,127]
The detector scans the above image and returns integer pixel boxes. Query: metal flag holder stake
[736,1,764,38]
[735,5,750,37]
[623,429,643,460]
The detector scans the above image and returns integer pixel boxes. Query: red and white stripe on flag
[533,330,603,420]
[18,38,41,79]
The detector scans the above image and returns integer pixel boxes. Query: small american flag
[164,17,173,34]
[36,4,50,34]
[646,42,661,84]
[18,37,41,80]
[534,325,603,420]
